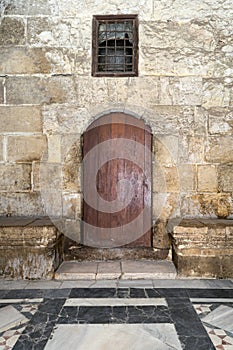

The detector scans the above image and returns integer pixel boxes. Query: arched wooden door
[82,112,152,248]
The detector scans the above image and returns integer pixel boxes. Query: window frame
[92,14,139,77]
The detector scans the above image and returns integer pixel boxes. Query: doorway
[82,112,152,248]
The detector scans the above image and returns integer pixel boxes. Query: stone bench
[0,217,63,279]
[169,218,233,278]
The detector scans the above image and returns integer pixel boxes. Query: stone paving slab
[0,305,28,333]
[55,260,177,281]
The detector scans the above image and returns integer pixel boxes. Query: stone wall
[0,0,232,252]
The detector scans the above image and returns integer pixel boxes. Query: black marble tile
[13,298,65,350]
[146,288,189,298]
[5,289,45,299]
[111,306,128,323]
[167,300,208,337]
[187,288,233,298]
[43,288,71,299]
[129,288,147,298]
[69,288,116,298]
[179,336,215,350]
[78,306,112,323]
[127,305,172,324]
[115,288,130,298]
[0,290,8,298]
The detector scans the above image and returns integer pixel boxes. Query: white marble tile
[0,306,28,333]
[65,297,167,307]
[0,299,43,304]
[202,305,233,332]
[45,324,182,350]
[191,298,233,303]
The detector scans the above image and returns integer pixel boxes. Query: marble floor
[0,280,233,349]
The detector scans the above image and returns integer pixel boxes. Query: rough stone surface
[197,165,218,192]
[170,219,233,278]
[0,47,51,74]
[0,136,4,162]
[218,165,233,192]
[7,135,47,162]
[0,17,25,45]
[0,218,63,279]
[0,79,4,104]
[6,76,76,105]
[0,164,31,192]
[205,136,233,163]
[0,106,42,133]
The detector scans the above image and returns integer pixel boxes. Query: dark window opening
[92,15,138,77]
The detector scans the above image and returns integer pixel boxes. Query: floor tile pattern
[0,287,232,349]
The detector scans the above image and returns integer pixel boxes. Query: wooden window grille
[92,15,138,77]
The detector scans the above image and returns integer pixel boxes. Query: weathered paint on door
[82,112,152,248]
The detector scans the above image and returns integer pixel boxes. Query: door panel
[82,113,152,248]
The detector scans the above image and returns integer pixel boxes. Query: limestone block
[145,106,195,135]
[4,0,59,15]
[0,164,31,192]
[0,220,62,279]
[152,165,166,193]
[32,162,62,192]
[139,47,215,77]
[0,193,45,216]
[178,164,196,192]
[181,193,232,218]
[63,193,81,219]
[0,78,4,104]
[153,0,233,21]
[62,163,81,193]
[6,76,76,105]
[170,218,233,278]
[153,135,179,166]
[205,135,233,163]
[0,47,51,74]
[141,20,215,51]
[47,135,61,163]
[197,165,218,192]
[0,106,42,133]
[161,166,179,192]
[57,0,153,19]
[0,17,25,45]
[42,105,89,135]
[208,107,233,135]
[218,165,233,192]
[159,76,202,106]
[7,135,47,162]
[27,17,91,49]
[0,137,3,161]
[203,78,233,108]
[179,135,205,163]
[153,192,180,221]
[153,221,170,249]
[45,48,91,75]
[194,107,208,135]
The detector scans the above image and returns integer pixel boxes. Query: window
[92,15,138,77]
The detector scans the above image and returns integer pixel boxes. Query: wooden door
[82,113,152,248]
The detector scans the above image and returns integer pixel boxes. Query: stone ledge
[0,217,63,280]
[169,218,233,278]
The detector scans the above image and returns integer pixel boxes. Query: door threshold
[54,260,177,280]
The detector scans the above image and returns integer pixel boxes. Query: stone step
[54,260,177,280]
